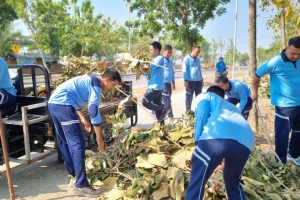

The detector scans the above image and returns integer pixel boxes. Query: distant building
[6,52,63,74]
[6,52,53,65]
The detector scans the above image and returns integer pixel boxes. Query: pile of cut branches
[82,108,300,200]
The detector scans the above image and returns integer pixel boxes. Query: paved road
[11,66,248,90]
[123,66,248,89]
[123,70,215,89]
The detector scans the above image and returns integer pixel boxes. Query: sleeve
[182,57,189,81]
[193,95,211,142]
[88,86,101,126]
[172,60,175,83]
[215,62,219,71]
[256,60,275,77]
[236,83,248,112]
[224,62,227,70]
[0,59,7,82]
[150,56,164,70]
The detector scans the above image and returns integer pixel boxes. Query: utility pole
[232,0,239,78]
[218,35,224,56]
[127,1,131,54]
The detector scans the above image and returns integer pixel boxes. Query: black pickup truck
[0,64,137,165]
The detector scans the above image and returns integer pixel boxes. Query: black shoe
[158,108,171,122]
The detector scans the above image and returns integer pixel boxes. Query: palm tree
[0,24,33,56]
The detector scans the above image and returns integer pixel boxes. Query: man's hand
[172,83,176,90]
[81,118,92,133]
[184,81,188,88]
[76,110,91,132]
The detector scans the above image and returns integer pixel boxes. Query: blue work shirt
[216,61,226,73]
[256,50,300,107]
[226,79,251,112]
[182,55,203,81]
[148,54,164,90]
[49,74,102,125]
[194,92,254,151]
[163,57,175,83]
[0,57,17,96]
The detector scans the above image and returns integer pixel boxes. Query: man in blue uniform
[48,68,121,197]
[142,41,169,122]
[0,57,17,116]
[182,46,203,112]
[216,76,253,119]
[215,56,227,77]
[162,45,175,119]
[251,36,300,165]
[186,85,254,200]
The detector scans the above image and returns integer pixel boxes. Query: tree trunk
[249,0,258,133]
[280,9,286,49]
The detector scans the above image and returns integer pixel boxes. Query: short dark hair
[192,45,201,51]
[288,37,300,48]
[150,41,162,51]
[216,75,229,84]
[163,45,172,51]
[102,67,122,83]
[207,85,225,98]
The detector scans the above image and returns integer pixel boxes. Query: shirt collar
[281,49,292,62]
[189,54,197,60]
[226,81,232,91]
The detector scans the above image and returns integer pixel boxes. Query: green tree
[225,39,234,67]
[129,0,230,51]
[256,43,280,65]
[210,38,219,65]
[260,0,300,47]
[0,1,18,29]
[8,0,129,60]
[61,0,127,59]
[237,52,249,65]
[0,25,21,55]
[200,39,211,68]
[28,0,69,59]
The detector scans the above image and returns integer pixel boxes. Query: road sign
[11,44,21,54]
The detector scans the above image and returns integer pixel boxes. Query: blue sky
[15,0,275,53]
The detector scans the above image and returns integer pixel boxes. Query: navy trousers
[275,106,300,163]
[186,139,250,200]
[227,97,253,120]
[0,89,16,116]
[48,103,89,188]
[142,88,164,121]
[185,81,202,111]
[162,83,173,118]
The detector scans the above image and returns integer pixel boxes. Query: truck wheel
[54,136,64,164]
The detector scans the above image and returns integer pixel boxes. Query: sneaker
[74,186,102,197]
[287,154,300,166]
[68,175,76,187]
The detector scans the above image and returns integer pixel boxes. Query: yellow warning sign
[11,44,21,54]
